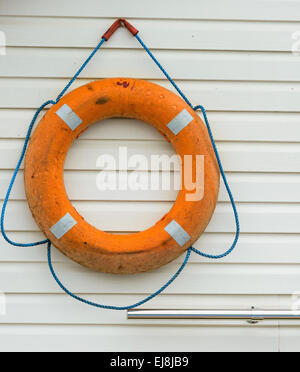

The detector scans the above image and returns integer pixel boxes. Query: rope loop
[48,242,192,310]
[1,100,55,247]
[0,21,240,310]
[191,105,240,259]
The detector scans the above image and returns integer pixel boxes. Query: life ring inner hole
[63,117,182,235]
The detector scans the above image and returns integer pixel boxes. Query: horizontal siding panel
[0,324,279,352]
[2,78,300,112]
[0,17,296,52]
[2,48,300,82]
[1,232,300,264]
[1,200,299,233]
[1,110,300,143]
[1,171,300,203]
[0,293,281,326]
[1,139,300,173]
[1,0,300,21]
[63,172,300,203]
[1,261,300,295]
[280,328,300,352]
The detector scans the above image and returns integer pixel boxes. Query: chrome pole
[127,309,300,321]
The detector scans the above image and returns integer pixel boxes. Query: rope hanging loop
[0,18,240,310]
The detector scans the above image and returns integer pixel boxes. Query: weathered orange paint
[25,78,220,274]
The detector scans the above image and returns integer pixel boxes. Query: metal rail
[127,309,300,322]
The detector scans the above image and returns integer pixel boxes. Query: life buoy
[25,78,220,274]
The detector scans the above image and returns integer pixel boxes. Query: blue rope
[55,38,106,103]
[1,28,240,311]
[0,100,55,247]
[135,33,240,260]
[1,37,107,247]
[135,34,194,108]
[48,241,191,310]
[191,105,240,259]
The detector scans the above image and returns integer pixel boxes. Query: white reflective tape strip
[164,220,191,247]
[167,109,194,136]
[50,213,77,240]
[56,104,82,131]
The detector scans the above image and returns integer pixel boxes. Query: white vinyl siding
[0,0,299,352]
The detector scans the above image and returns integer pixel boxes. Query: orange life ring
[25,78,220,274]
